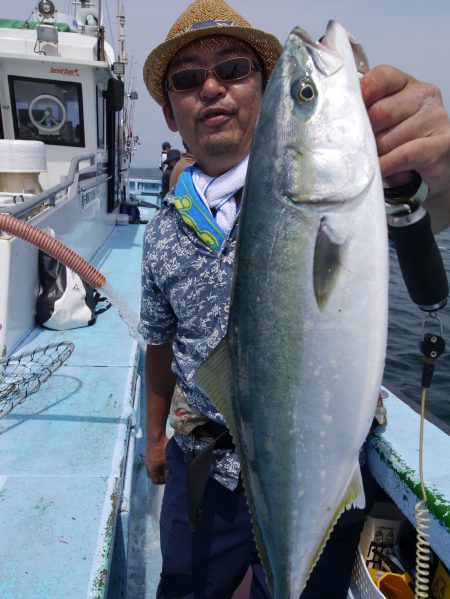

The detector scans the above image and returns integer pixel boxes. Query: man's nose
[200,71,226,98]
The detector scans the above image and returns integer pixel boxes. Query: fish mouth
[284,193,357,207]
[290,26,343,76]
[290,21,369,77]
[321,20,370,75]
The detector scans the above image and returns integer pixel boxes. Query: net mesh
[0,341,74,418]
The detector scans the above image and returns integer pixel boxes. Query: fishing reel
[385,171,449,312]
[385,172,448,389]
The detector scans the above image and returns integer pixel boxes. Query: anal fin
[343,462,365,512]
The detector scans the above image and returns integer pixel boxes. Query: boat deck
[0,219,146,599]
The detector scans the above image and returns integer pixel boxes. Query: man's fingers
[359,64,450,197]
[379,136,448,185]
[360,65,410,109]
[146,461,168,485]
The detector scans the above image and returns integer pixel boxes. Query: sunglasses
[165,56,262,92]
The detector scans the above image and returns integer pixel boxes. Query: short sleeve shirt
[138,191,241,489]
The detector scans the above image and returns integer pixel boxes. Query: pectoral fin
[313,216,347,309]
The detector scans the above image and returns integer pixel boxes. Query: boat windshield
[8,75,85,147]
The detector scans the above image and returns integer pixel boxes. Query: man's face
[163,36,263,176]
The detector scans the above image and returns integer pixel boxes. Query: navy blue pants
[156,438,366,598]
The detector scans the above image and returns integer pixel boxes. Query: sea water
[385,228,450,427]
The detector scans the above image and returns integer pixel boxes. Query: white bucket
[0,140,47,194]
[0,140,47,173]
[359,502,403,567]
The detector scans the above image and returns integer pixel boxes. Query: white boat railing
[0,153,101,219]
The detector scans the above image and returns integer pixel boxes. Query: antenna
[117,1,126,67]
[113,1,127,77]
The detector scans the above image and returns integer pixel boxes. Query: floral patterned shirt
[138,190,241,489]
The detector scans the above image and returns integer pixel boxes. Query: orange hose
[0,213,106,289]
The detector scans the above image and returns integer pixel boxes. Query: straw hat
[143,0,282,105]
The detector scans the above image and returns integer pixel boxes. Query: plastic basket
[349,548,384,599]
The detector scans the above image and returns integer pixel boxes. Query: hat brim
[143,25,282,105]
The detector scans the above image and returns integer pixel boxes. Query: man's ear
[163,101,178,132]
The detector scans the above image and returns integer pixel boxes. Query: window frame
[8,75,85,147]
[96,84,105,149]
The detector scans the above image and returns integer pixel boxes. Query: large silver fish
[195,20,388,598]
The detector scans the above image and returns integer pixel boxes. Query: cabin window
[97,86,105,148]
[8,76,85,147]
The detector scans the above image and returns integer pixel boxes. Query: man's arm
[144,342,176,485]
[361,65,450,233]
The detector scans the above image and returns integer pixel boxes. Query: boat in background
[0,2,146,598]
[0,0,138,357]
[127,175,161,203]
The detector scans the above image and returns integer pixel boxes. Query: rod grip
[388,207,448,311]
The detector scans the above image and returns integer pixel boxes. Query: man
[139,1,450,597]
[161,148,181,198]
[160,141,171,170]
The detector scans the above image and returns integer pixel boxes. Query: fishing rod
[350,35,449,599]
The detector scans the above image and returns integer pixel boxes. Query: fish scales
[195,20,389,598]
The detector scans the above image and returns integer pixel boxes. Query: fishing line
[414,385,431,599]
[104,0,116,55]
[415,314,445,598]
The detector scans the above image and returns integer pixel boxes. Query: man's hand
[144,342,175,485]
[361,65,450,231]
[145,435,169,484]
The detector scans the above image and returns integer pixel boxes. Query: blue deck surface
[0,219,148,599]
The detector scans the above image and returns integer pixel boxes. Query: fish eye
[297,79,316,103]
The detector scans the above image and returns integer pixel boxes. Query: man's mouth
[199,107,233,126]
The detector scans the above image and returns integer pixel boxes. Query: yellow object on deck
[368,568,414,599]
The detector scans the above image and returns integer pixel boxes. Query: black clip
[419,332,445,388]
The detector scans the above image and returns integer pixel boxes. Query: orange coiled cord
[0,213,106,289]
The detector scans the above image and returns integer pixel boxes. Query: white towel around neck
[192,155,249,232]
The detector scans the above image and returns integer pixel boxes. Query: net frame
[0,341,74,418]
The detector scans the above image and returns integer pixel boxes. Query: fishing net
[0,341,74,418]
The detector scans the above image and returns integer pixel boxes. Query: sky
[3,0,450,168]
